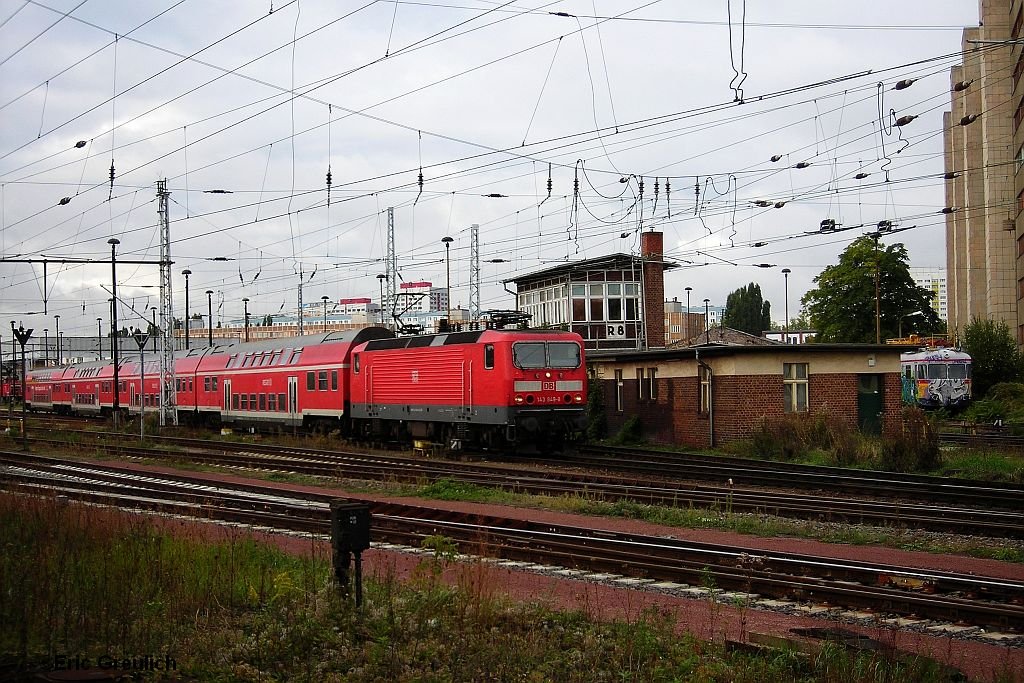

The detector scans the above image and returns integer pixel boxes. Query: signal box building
[586,343,904,448]
[505,231,678,351]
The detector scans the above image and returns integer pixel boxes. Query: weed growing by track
[0,494,986,682]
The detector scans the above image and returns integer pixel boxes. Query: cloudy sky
[0,0,981,338]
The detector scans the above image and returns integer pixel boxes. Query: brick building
[587,343,903,448]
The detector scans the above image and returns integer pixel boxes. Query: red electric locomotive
[349,328,587,451]
[25,325,588,453]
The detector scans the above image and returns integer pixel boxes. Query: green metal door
[857,374,884,435]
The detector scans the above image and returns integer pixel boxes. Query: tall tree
[961,318,1023,398]
[722,283,771,335]
[802,237,941,343]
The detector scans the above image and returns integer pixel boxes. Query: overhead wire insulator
[752,241,767,247]
[665,178,671,218]
[939,207,958,214]
[774,201,786,209]
[893,78,916,90]
[855,172,870,180]
[794,161,811,169]
[753,200,772,207]
[204,189,233,194]
[325,167,332,206]
[894,115,917,127]
[58,197,71,205]
[960,114,979,126]
[74,140,87,149]
[108,160,115,200]
[877,219,894,231]
[953,79,973,92]
[944,171,959,179]
[482,193,507,198]
[770,154,782,162]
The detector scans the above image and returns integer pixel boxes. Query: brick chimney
[640,231,666,348]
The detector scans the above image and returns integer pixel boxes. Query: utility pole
[157,179,177,426]
[470,224,480,322]
[873,235,881,345]
[387,207,396,324]
[297,263,304,336]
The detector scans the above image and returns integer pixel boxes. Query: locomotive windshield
[512,341,581,369]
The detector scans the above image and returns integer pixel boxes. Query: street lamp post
[13,324,32,450]
[9,321,16,418]
[205,290,214,346]
[322,295,330,333]
[684,286,692,341]
[441,236,454,323]
[242,298,250,343]
[182,268,192,350]
[54,314,60,365]
[703,298,710,345]
[108,238,121,429]
[376,274,387,326]
[43,329,49,366]
[97,317,103,359]
[781,268,791,343]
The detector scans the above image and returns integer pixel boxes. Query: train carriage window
[268,393,277,411]
[271,351,282,365]
[232,394,239,410]
[290,349,303,365]
[353,354,360,373]
[249,393,256,409]
[188,378,193,392]
[228,355,239,368]
[318,370,328,391]
[904,366,912,379]
[331,370,338,391]
[212,377,218,391]
[259,394,266,411]
[916,364,926,380]
[240,394,248,410]
[307,371,316,391]
[204,377,211,392]
[927,364,947,380]
[278,393,286,411]
[260,354,272,367]
[484,344,494,369]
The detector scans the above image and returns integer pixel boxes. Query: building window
[648,367,657,400]
[783,363,809,413]
[699,366,710,414]
[614,369,623,412]
[636,368,644,400]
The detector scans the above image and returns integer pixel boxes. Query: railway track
[567,445,1023,510]
[20,432,1024,538]
[0,450,1021,641]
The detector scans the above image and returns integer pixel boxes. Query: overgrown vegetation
[0,495,990,682]
[961,319,1024,399]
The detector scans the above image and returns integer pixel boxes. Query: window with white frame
[783,363,809,413]
[698,366,710,414]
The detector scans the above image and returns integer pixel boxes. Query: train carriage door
[288,376,298,423]
[223,379,232,418]
[857,374,884,435]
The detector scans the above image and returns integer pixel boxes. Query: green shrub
[880,407,940,472]
[609,415,643,445]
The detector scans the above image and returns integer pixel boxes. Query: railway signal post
[13,324,32,450]
[132,329,150,442]
[330,500,371,607]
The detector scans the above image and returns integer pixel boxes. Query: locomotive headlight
[545,371,551,378]
[514,395,524,404]
[574,395,583,402]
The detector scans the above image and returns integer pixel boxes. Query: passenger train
[900,347,972,410]
[24,326,588,452]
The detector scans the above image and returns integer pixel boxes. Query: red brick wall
[599,370,903,448]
